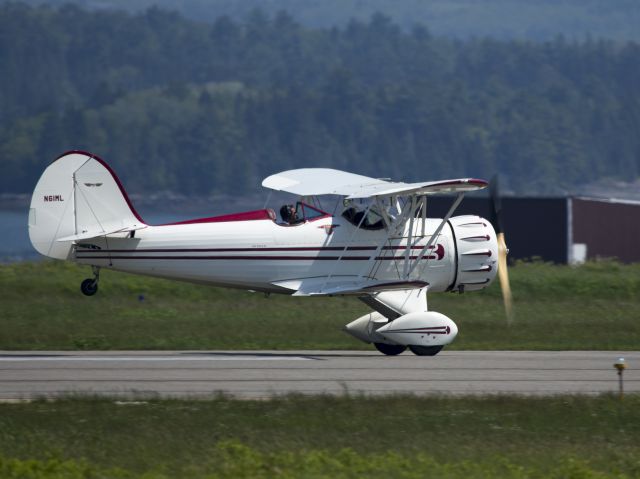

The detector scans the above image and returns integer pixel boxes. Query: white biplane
[29,151,510,356]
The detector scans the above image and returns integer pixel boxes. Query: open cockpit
[341,204,385,230]
[277,201,330,226]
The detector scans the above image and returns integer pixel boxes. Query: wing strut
[421,195,427,237]
[356,196,415,280]
[321,201,373,292]
[407,192,465,278]
[403,196,417,278]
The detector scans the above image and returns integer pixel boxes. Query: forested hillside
[8,0,640,42]
[1,4,639,196]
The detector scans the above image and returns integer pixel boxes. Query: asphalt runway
[0,350,638,399]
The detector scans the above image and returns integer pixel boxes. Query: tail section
[28,151,145,259]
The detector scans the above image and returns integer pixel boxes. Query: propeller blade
[490,175,514,324]
[497,232,514,325]
[489,174,503,235]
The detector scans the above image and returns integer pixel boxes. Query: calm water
[1,210,35,262]
[0,208,229,262]
[0,192,325,262]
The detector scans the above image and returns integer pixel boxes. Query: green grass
[1,260,639,350]
[0,395,639,478]
[0,449,628,479]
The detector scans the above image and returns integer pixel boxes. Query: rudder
[28,151,145,259]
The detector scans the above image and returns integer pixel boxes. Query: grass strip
[0,395,638,477]
[0,447,630,479]
[1,260,639,350]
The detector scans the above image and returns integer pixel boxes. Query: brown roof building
[427,196,640,264]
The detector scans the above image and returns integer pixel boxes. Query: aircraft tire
[408,345,443,356]
[374,343,407,356]
[80,278,98,296]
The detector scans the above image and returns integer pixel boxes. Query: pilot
[280,204,299,225]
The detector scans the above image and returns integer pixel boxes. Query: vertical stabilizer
[28,151,145,259]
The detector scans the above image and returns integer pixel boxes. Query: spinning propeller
[490,175,514,324]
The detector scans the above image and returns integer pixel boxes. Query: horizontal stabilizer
[272,276,429,296]
[56,224,146,242]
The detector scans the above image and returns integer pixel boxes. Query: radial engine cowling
[449,215,499,293]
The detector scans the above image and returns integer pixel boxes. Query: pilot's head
[280,204,296,223]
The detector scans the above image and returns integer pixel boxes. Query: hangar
[428,196,640,264]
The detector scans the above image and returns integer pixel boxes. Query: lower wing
[272,276,428,296]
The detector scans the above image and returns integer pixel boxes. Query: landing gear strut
[80,266,100,296]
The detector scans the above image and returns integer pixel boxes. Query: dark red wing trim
[433,178,489,188]
[54,150,146,224]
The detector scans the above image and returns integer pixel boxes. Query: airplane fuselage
[73,212,496,294]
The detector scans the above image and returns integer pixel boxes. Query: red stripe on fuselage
[75,245,441,254]
[75,254,442,261]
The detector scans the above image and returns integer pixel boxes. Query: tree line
[9,0,640,42]
[1,3,639,196]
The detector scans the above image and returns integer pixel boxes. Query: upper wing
[262,168,390,196]
[262,168,488,198]
[348,178,488,198]
[272,276,429,296]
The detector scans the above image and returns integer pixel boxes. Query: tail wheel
[80,278,98,296]
[374,343,407,356]
[409,345,443,356]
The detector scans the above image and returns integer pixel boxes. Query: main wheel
[374,343,407,356]
[80,278,98,296]
[408,345,443,356]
